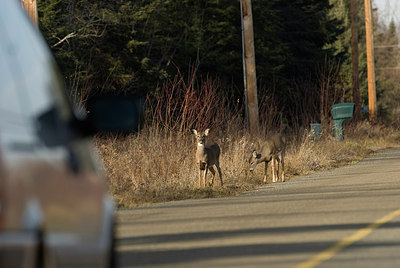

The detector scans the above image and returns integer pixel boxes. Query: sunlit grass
[92,68,400,207]
[95,120,400,208]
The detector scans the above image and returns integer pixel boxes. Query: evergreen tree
[37,0,343,126]
[375,20,400,121]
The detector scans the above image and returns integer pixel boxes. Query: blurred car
[0,0,141,267]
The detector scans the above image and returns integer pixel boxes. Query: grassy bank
[95,121,400,208]
[91,70,400,207]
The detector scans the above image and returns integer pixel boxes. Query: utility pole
[364,0,377,124]
[350,0,360,121]
[21,0,38,27]
[240,0,259,134]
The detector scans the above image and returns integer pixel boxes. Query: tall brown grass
[94,72,400,208]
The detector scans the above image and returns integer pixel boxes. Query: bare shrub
[146,67,240,134]
[94,70,400,207]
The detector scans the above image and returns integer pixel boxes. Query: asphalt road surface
[116,147,400,268]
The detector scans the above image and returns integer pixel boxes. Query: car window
[0,44,38,151]
[0,3,72,150]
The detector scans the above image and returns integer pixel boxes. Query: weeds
[96,121,400,208]
[94,71,400,208]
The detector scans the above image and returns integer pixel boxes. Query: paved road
[116,147,400,267]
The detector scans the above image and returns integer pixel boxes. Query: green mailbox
[331,103,354,141]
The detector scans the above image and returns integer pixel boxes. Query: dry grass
[95,120,400,208]
[92,69,400,207]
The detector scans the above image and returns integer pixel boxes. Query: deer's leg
[203,164,208,187]
[199,162,206,187]
[263,161,268,184]
[216,162,223,186]
[281,153,285,182]
[209,166,216,187]
[272,158,277,183]
[198,168,202,187]
[276,156,280,178]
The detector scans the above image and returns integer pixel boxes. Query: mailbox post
[332,103,355,141]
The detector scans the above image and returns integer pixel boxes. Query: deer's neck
[196,143,207,156]
[197,143,205,150]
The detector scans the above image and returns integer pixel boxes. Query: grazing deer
[191,129,223,187]
[249,134,286,183]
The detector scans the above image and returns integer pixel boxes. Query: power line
[376,67,400,69]
[375,44,399,48]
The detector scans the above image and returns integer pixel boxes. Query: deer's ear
[204,129,210,136]
[191,129,198,135]
[252,150,258,158]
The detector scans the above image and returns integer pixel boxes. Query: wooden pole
[240,0,259,134]
[240,0,249,131]
[350,0,360,121]
[364,0,377,124]
[21,0,38,28]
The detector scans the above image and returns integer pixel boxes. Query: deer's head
[191,129,210,146]
[249,150,261,171]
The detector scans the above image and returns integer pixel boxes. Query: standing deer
[191,129,223,187]
[249,134,286,183]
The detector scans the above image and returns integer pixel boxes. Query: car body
[0,0,140,267]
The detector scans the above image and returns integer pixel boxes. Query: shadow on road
[117,222,400,266]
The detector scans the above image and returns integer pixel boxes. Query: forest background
[37,0,400,127]
[36,0,400,206]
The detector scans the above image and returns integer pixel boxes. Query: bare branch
[52,32,76,47]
